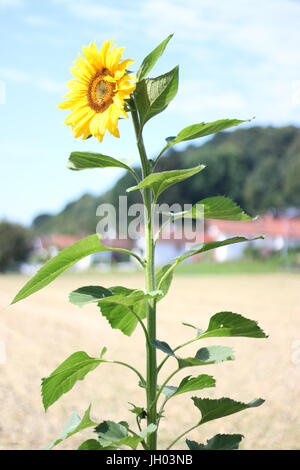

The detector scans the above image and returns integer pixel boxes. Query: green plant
[12,36,267,451]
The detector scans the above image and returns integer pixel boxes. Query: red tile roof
[207,215,300,240]
[39,234,135,250]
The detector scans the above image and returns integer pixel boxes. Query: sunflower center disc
[87,71,115,113]
[95,80,110,103]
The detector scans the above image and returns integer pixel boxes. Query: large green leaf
[186,433,244,450]
[176,236,263,262]
[98,288,162,336]
[198,311,268,339]
[192,397,264,425]
[166,119,249,147]
[95,421,156,450]
[127,165,205,200]
[42,351,103,410]
[12,235,103,303]
[169,196,251,222]
[67,151,137,181]
[134,66,179,130]
[177,346,235,369]
[136,34,173,81]
[44,404,97,449]
[69,286,112,307]
[163,374,216,399]
[67,151,133,172]
[12,234,143,304]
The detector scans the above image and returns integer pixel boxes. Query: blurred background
[0,0,299,450]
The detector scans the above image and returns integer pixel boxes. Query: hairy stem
[150,368,180,414]
[130,98,158,450]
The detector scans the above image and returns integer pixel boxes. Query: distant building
[206,214,300,262]
[32,214,300,270]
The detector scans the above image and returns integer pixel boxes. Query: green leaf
[163,374,215,398]
[176,236,263,262]
[192,397,264,425]
[136,34,173,81]
[198,197,252,221]
[95,421,156,450]
[98,288,162,336]
[42,351,103,410]
[199,311,268,339]
[127,165,205,200]
[156,264,173,297]
[44,404,98,449]
[186,433,244,450]
[11,234,126,304]
[171,196,252,222]
[139,423,157,439]
[78,439,104,450]
[67,151,135,176]
[152,339,175,356]
[69,286,112,307]
[166,118,250,147]
[177,346,235,369]
[134,66,179,130]
[95,421,128,447]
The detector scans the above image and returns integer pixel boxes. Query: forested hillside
[33,125,300,235]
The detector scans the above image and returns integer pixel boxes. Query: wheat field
[0,272,299,450]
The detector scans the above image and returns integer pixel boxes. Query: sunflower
[58,40,136,142]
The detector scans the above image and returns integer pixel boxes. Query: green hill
[33,125,300,235]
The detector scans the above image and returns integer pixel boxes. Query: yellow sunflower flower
[58,40,136,142]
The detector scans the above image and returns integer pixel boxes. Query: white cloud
[0,67,65,94]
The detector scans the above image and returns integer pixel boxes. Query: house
[31,214,300,270]
[37,233,139,271]
[206,214,300,262]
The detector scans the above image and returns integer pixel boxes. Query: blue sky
[1,0,300,225]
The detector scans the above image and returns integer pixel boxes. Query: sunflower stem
[130,97,157,450]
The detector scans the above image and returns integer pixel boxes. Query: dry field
[0,271,299,450]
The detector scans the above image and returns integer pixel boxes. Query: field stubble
[0,272,299,450]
